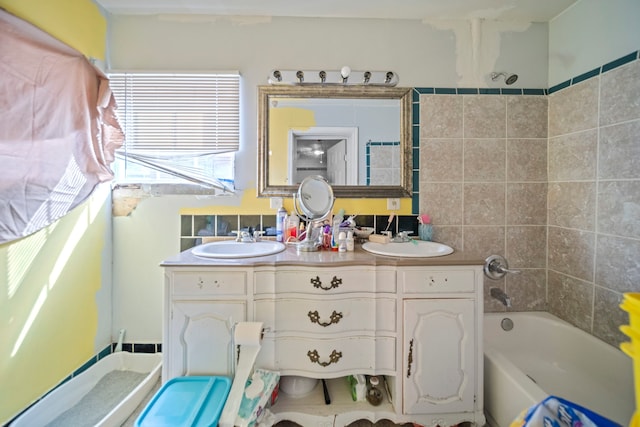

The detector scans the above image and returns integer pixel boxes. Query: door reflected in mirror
[258,86,412,198]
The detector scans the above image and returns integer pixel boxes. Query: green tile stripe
[549,49,639,94]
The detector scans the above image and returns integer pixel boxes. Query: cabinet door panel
[169,301,245,379]
[403,299,474,414]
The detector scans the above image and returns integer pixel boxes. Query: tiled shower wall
[418,94,548,314]
[547,59,640,347]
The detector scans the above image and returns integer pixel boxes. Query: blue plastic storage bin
[135,376,231,427]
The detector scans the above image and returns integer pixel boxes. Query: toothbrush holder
[418,223,433,241]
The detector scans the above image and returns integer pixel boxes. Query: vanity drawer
[400,269,475,293]
[170,270,247,296]
[257,336,395,376]
[254,267,396,294]
[255,297,396,334]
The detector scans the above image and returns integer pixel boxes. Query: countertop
[161,242,484,268]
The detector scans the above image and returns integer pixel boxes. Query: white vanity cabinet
[162,253,484,427]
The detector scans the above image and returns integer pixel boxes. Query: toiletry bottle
[366,376,383,406]
[346,231,354,251]
[276,206,287,242]
[285,214,299,242]
[338,231,347,252]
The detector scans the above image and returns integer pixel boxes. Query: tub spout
[490,287,511,307]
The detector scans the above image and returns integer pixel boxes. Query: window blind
[109,72,240,154]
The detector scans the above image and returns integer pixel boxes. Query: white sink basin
[192,240,286,258]
[362,240,453,258]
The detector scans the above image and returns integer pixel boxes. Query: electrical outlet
[270,197,283,209]
[387,198,400,210]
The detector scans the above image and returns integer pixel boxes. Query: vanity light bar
[268,68,399,87]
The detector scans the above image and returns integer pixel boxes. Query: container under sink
[362,240,453,258]
[191,240,286,258]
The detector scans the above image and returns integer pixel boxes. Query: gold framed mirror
[257,85,412,198]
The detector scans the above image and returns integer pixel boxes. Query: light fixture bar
[268,68,399,86]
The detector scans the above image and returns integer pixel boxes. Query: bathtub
[10,351,162,427]
[484,312,634,427]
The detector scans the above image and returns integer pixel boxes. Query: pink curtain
[0,9,123,243]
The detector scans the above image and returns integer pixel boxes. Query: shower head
[491,72,518,85]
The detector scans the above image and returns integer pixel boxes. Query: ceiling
[94,0,579,22]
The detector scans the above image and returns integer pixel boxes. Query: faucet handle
[484,255,521,280]
[253,230,264,242]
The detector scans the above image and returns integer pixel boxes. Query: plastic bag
[510,395,622,427]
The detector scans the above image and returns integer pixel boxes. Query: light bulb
[340,66,351,79]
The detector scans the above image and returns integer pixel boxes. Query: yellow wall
[0,1,108,423]
[0,190,110,423]
[0,0,106,60]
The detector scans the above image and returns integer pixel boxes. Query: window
[108,72,239,192]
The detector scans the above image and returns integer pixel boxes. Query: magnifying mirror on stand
[293,175,335,252]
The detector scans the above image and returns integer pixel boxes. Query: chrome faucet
[490,287,512,308]
[391,230,413,243]
[234,230,263,243]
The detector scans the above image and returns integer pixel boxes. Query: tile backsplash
[180,213,421,251]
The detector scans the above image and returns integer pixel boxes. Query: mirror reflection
[258,86,412,198]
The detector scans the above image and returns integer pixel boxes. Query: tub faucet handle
[484,255,521,280]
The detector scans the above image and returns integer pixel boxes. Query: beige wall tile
[548,226,595,281]
[420,138,463,181]
[432,226,462,251]
[593,287,627,347]
[507,139,547,182]
[548,130,597,181]
[464,183,506,225]
[548,78,599,137]
[464,139,505,182]
[598,181,640,238]
[506,269,547,311]
[506,226,547,268]
[507,96,548,138]
[506,183,547,225]
[595,234,640,293]
[548,182,596,230]
[599,120,640,179]
[600,60,640,126]
[463,96,506,138]
[419,183,463,225]
[420,95,462,138]
[548,270,593,333]
[463,226,505,259]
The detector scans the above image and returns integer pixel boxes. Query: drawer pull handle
[310,275,342,291]
[307,349,342,367]
[308,310,343,327]
[407,338,414,378]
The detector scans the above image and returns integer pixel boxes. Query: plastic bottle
[285,214,299,242]
[338,231,347,252]
[346,231,354,251]
[276,207,287,242]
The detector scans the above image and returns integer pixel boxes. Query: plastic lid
[369,376,379,386]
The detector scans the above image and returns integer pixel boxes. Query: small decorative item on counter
[418,213,433,241]
[366,376,383,406]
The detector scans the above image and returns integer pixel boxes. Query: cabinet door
[167,301,245,380]
[403,299,474,414]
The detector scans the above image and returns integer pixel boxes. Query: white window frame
[108,71,239,193]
